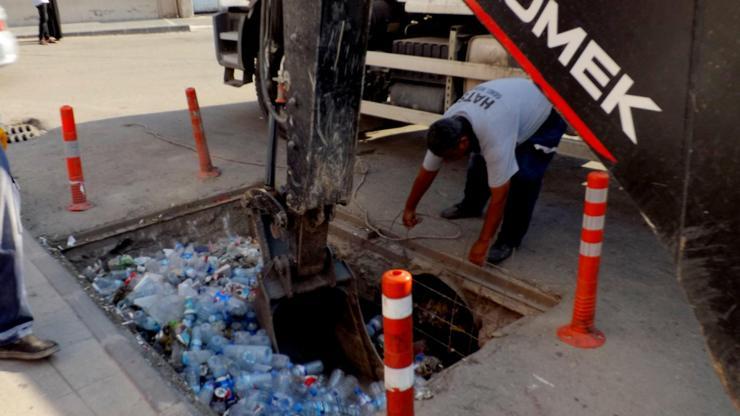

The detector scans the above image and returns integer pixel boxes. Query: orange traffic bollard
[185,87,221,179]
[60,106,92,212]
[382,269,414,416]
[557,171,609,348]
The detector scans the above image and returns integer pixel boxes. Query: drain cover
[4,121,46,144]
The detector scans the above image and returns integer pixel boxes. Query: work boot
[440,203,481,220]
[487,243,514,264]
[0,335,59,360]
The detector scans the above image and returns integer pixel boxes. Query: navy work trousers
[460,109,566,247]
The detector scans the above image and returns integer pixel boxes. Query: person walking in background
[33,0,56,45]
[0,146,59,359]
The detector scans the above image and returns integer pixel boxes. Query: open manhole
[58,192,555,414]
[3,119,46,144]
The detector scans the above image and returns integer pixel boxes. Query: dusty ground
[1,28,736,415]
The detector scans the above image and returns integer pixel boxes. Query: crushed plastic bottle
[92,276,123,297]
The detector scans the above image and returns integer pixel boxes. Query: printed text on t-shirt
[457,89,499,110]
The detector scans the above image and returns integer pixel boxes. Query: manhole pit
[57,193,555,412]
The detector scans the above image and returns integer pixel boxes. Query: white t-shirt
[422,78,552,187]
[32,0,50,6]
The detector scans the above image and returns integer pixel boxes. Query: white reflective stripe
[580,241,602,257]
[534,144,558,154]
[64,141,80,158]
[382,295,412,320]
[384,365,414,391]
[585,188,608,203]
[582,215,605,231]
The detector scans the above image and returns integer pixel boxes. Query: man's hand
[468,239,490,266]
[403,208,422,229]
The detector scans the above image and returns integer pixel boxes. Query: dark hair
[427,116,469,157]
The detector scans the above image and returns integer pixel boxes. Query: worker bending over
[403,78,566,265]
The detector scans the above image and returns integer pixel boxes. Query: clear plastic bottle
[191,326,203,351]
[197,380,215,405]
[207,335,229,354]
[226,298,248,317]
[184,364,201,394]
[328,369,345,388]
[182,350,213,367]
[366,315,383,338]
[332,375,359,401]
[292,360,324,377]
[272,368,295,394]
[207,355,228,379]
[132,310,160,332]
[369,381,386,411]
[249,333,272,347]
[92,276,123,297]
[235,372,272,395]
[232,331,252,345]
[271,354,292,369]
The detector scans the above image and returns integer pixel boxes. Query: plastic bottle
[272,368,296,395]
[235,372,273,392]
[232,331,252,345]
[133,310,160,332]
[326,368,345,393]
[331,375,359,401]
[271,354,291,369]
[223,345,273,366]
[92,276,123,297]
[369,381,386,411]
[271,391,296,412]
[207,355,228,379]
[207,335,229,354]
[292,360,324,377]
[182,350,213,367]
[191,326,203,351]
[226,298,248,317]
[249,334,272,347]
[366,315,383,338]
[197,380,215,405]
[293,400,338,416]
[353,386,373,407]
[198,322,215,345]
[184,364,201,394]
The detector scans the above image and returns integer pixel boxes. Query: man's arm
[403,167,439,228]
[469,181,510,265]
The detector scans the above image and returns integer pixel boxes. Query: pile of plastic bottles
[84,237,387,415]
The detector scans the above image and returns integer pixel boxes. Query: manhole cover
[3,121,46,144]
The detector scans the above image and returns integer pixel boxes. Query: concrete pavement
[0,28,736,415]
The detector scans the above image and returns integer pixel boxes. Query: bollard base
[198,167,221,180]
[68,201,92,212]
[557,325,605,349]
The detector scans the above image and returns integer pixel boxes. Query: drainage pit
[59,193,551,413]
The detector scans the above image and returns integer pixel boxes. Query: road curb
[14,24,191,39]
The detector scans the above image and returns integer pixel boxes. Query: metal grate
[4,121,46,144]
